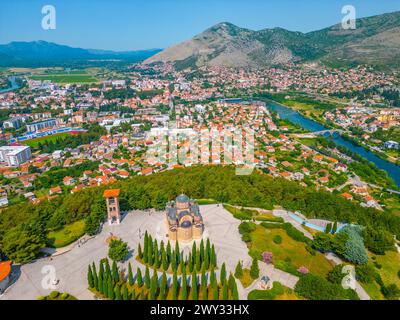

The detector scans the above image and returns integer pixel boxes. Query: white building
[0,145,32,166]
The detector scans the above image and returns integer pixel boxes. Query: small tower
[103,189,121,225]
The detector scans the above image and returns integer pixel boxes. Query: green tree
[128,262,134,286]
[220,262,227,284]
[87,265,94,288]
[191,271,198,300]
[114,284,121,300]
[250,258,259,279]
[172,270,179,300]
[107,277,114,299]
[112,260,119,283]
[159,271,167,300]
[136,267,143,287]
[108,239,129,262]
[234,261,243,278]
[122,284,129,300]
[144,266,151,289]
[181,270,188,300]
[137,243,143,259]
[149,269,158,300]
[92,262,98,290]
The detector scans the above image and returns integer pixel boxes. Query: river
[267,101,400,187]
[0,76,20,93]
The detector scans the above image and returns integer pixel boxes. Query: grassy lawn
[249,225,334,277]
[47,220,85,248]
[196,198,219,205]
[373,251,400,287]
[237,269,254,288]
[361,280,385,300]
[22,132,72,148]
[30,71,99,84]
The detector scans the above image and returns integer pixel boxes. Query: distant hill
[144,11,400,70]
[0,41,162,67]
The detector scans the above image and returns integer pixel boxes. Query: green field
[22,133,71,148]
[30,71,99,83]
[47,220,85,248]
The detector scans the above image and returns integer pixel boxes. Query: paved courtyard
[0,204,250,300]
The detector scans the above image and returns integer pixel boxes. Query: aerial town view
[0,0,400,310]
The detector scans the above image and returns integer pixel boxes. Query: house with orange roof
[49,186,62,195]
[341,192,353,200]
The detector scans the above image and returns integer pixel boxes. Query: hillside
[144,11,400,70]
[0,41,162,67]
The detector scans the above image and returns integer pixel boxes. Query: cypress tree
[107,277,114,299]
[147,236,153,266]
[210,268,217,288]
[115,284,122,300]
[138,243,143,259]
[234,261,243,278]
[195,249,202,272]
[128,262,134,286]
[250,258,259,279]
[161,248,168,271]
[99,261,104,290]
[201,269,207,300]
[144,266,151,289]
[212,281,219,300]
[112,260,119,283]
[87,265,94,288]
[143,233,148,263]
[222,281,228,300]
[188,252,193,273]
[332,221,338,234]
[104,258,111,280]
[199,239,205,262]
[191,270,198,300]
[101,274,107,295]
[172,270,178,300]
[325,223,332,234]
[136,267,143,287]
[220,262,226,284]
[181,270,188,300]
[149,269,158,300]
[210,245,217,268]
[179,256,184,274]
[159,271,167,300]
[166,241,172,263]
[191,242,197,263]
[92,262,98,290]
[171,249,177,272]
[206,238,211,258]
[153,240,159,267]
[204,244,209,270]
[122,284,129,300]
[175,241,180,264]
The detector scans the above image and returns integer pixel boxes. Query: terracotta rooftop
[103,189,121,198]
[0,261,11,282]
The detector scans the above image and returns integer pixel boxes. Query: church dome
[181,220,192,228]
[176,194,189,203]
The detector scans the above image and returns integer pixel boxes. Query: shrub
[108,239,129,262]
[250,258,259,279]
[273,235,282,244]
[49,291,59,299]
[241,233,251,242]
[327,264,346,284]
[355,264,376,284]
[238,222,257,234]
[295,273,358,300]
[247,282,284,300]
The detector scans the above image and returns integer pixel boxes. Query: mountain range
[0,41,161,67]
[144,11,400,70]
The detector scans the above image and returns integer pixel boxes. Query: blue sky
[0,0,399,51]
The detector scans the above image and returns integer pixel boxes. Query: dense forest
[1,165,399,262]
